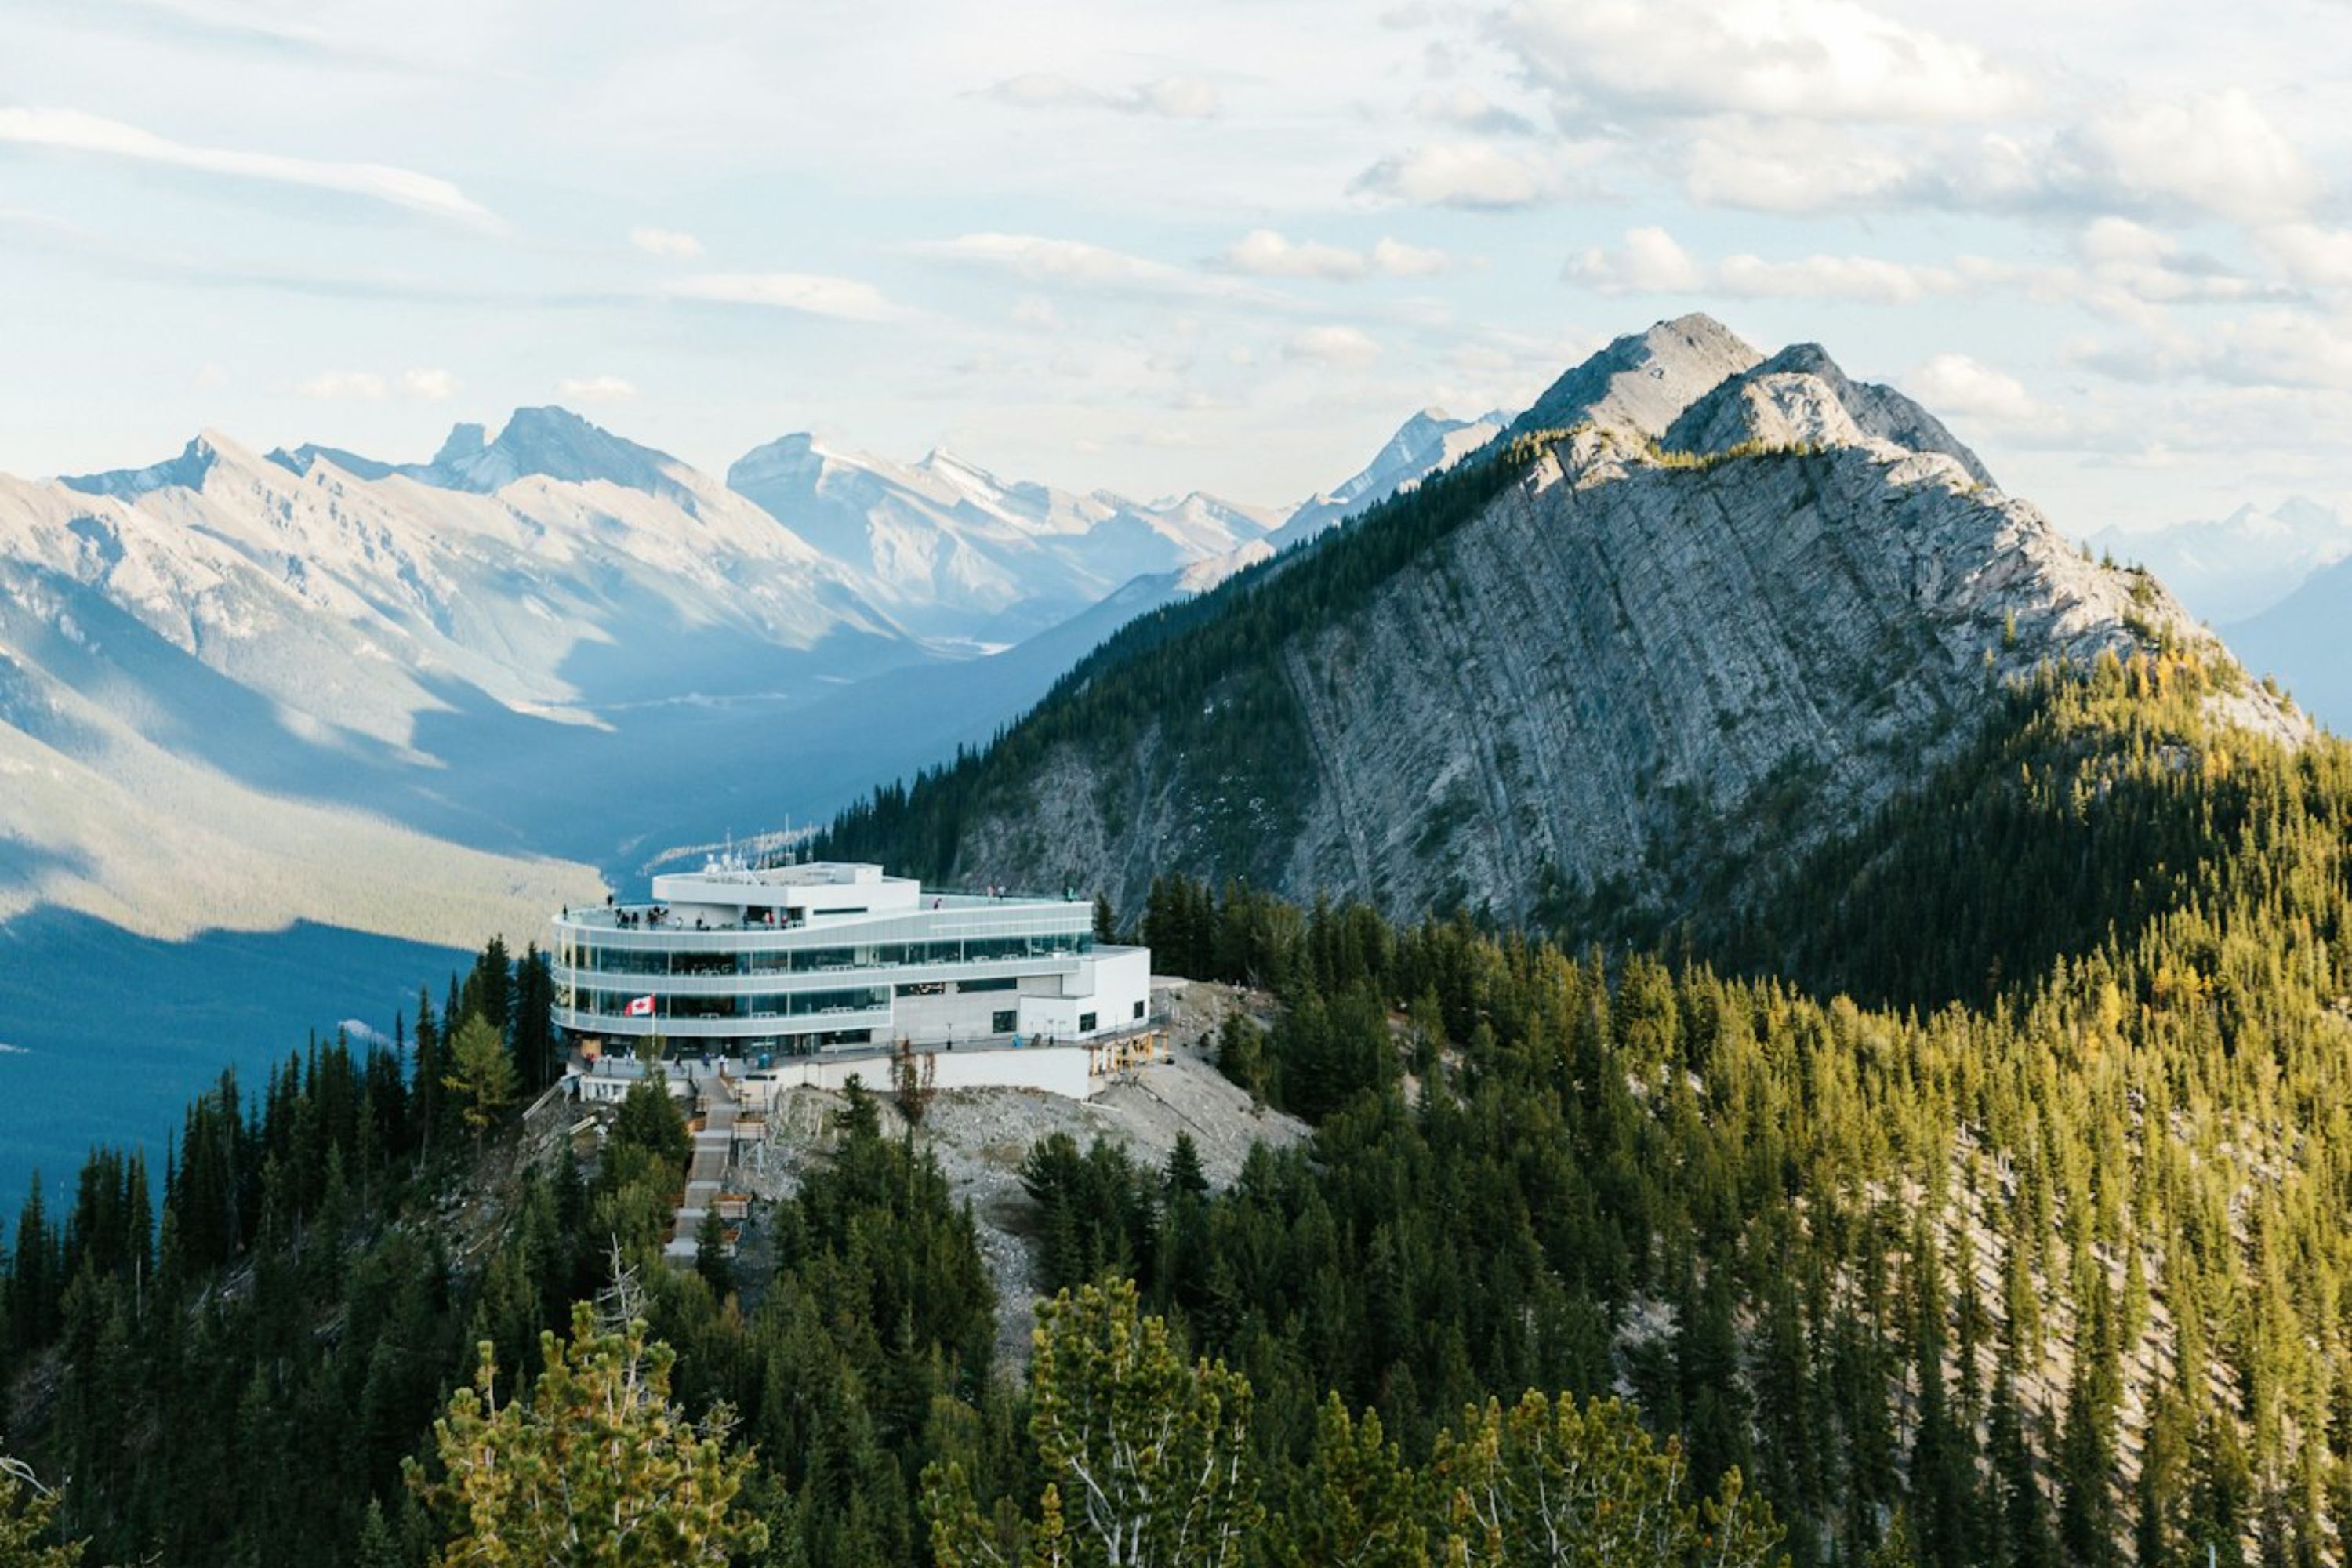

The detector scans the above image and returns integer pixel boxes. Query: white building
[551,859,1151,1062]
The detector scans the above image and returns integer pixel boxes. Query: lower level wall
[732,1043,1094,1104]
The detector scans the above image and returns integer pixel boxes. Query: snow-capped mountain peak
[60,431,238,499]
[1263,405,1513,557]
[424,405,687,499]
[728,431,1276,640]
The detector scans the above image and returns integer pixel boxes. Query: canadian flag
[624,995,656,1018]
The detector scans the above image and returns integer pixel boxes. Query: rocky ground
[735,978,1308,1364]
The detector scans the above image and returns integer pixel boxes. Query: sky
[5,0,2352,535]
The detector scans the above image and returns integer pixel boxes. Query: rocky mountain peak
[60,433,230,499]
[264,442,399,481]
[443,406,680,495]
[727,432,834,488]
[1663,343,1995,485]
[915,447,1006,495]
[1508,312,1763,441]
[430,423,489,468]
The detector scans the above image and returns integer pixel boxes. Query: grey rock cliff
[940,318,2303,924]
[1508,313,1763,441]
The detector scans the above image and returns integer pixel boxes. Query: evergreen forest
[5,646,2352,1566]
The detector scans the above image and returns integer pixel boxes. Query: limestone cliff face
[938,316,2303,924]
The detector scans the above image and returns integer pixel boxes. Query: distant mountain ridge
[815,313,2303,928]
[2230,539,2352,733]
[1268,407,1512,554]
[2089,497,2352,626]
[726,432,1277,642]
[0,398,1473,947]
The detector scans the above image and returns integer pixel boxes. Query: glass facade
[575,986,889,1021]
[550,869,1137,1054]
[564,929,1091,977]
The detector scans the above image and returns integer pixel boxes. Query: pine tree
[1428,1392,1783,1567]
[510,943,558,1094]
[925,1278,1261,1568]
[1276,1395,1429,1567]
[412,987,444,1163]
[695,1207,733,1298]
[0,1454,82,1568]
[408,1298,767,1564]
[442,1015,518,1150]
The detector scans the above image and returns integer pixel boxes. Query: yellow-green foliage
[408,1301,768,1566]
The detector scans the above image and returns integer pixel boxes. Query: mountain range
[0,394,1511,952]
[727,434,1279,644]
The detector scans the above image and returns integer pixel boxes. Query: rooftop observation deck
[555,887,1081,933]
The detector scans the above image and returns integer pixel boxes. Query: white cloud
[1214,230,1458,281]
[1011,296,1058,328]
[915,233,1174,286]
[295,370,386,400]
[1218,230,1368,281]
[555,374,638,401]
[2063,90,2318,226]
[1352,141,1557,209]
[985,73,1100,110]
[0,106,492,223]
[1371,237,1453,277]
[2062,219,2270,320]
[1568,222,2270,322]
[1128,76,1219,120]
[1567,227,1704,292]
[2074,215,2174,269]
[912,233,1272,305]
[2259,223,2352,289]
[630,227,703,259]
[1567,226,2010,303]
[1908,354,2042,421]
[2192,314,2352,392]
[1677,121,1914,213]
[982,72,1219,118]
[1284,325,1382,370]
[2065,313,2352,393]
[295,368,456,401]
[662,271,901,322]
[1408,87,1537,136]
[1498,0,2034,124]
[1711,252,1984,304]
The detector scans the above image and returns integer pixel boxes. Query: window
[1133,1000,1146,1019]
[993,1009,1018,1034]
[1079,1012,1098,1033]
[958,976,1016,993]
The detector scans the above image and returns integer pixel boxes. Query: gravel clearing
[737,979,1307,1365]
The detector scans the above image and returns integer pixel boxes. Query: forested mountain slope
[10,648,2352,1568]
[816,314,2303,934]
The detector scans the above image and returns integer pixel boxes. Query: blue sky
[5,0,2352,533]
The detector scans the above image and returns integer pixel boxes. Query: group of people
[610,905,672,929]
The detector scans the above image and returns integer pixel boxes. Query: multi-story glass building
[551,859,1150,1058]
